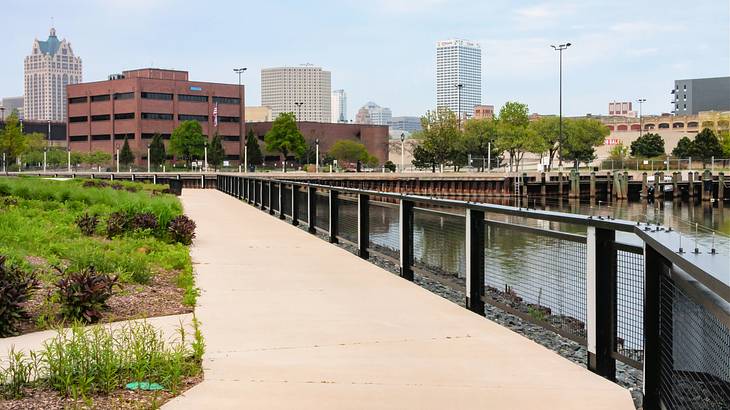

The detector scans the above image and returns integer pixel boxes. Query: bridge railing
[217,174,730,410]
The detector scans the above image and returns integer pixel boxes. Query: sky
[1,0,728,119]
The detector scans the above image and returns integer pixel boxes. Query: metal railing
[217,174,730,410]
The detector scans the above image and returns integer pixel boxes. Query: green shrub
[0,256,39,337]
[168,215,196,245]
[55,267,120,323]
[75,212,99,236]
[106,211,130,238]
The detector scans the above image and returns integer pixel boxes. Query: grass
[0,177,199,331]
[0,318,204,401]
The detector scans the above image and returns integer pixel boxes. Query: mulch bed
[0,374,202,410]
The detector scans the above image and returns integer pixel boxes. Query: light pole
[294,102,304,120]
[147,144,151,173]
[315,138,320,173]
[637,98,646,139]
[47,120,51,145]
[0,107,5,122]
[115,145,120,173]
[43,147,47,173]
[67,147,71,172]
[551,42,571,170]
[2,152,5,173]
[233,67,247,173]
[400,133,406,172]
[455,84,463,129]
[204,142,208,172]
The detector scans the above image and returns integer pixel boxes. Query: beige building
[24,28,82,121]
[260,65,331,122]
[245,106,273,122]
[473,104,494,119]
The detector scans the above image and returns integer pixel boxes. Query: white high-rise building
[436,39,481,119]
[24,28,82,121]
[261,65,331,122]
[355,102,392,126]
[331,89,347,123]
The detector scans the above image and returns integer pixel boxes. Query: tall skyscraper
[355,102,392,125]
[436,39,481,119]
[24,27,82,121]
[261,65,331,122]
[331,89,347,123]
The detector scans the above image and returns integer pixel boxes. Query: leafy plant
[106,211,131,238]
[75,212,99,236]
[55,267,120,323]
[168,215,196,245]
[0,256,39,337]
[133,212,159,231]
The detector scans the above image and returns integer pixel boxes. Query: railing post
[308,186,317,234]
[586,226,617,381]
[259,180,265,210]
[269,181,275,215]
[238,177,243,199]
[643,244,668,410]
[329,190,339,243]
[291,184,299,226]
[248,179,254,203]
[465,207,485,315]
[399,199,414,281]
[278,182,285,219]
[357,193,369,259]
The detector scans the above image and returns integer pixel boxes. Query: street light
[115,144,120,173]
[637,98,646,139]
[294,102,304,120]
[233,67,247,173]
[455,84,463,129]
[400,133,406,173]
[315,138,320,173]
[67,147,71,172]
[147,144,151,173]
[551,42,571,170]
[204,141,208,172]
[43,147,47,174]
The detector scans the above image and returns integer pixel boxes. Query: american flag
[213,103,218,127]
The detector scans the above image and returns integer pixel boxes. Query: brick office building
[246,121,389,165]
[66,68,244,164]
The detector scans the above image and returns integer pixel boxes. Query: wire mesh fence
[315,191,329,232]
[484,222,588,343]
[337,195,358,244]
[659,274,730,410]
[616,249,644,366]
[368,198,400,260]
[412,205,466,280]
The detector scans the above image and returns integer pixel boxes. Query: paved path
[166,190,634,409]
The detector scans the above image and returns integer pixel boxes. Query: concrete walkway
[166,190,634,409]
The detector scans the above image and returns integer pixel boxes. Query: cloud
[609,21,685,34]
[513,2,577,29]
[369,0,450,13]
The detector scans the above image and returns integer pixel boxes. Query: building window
[68,96,87,104]
[225,154,240,160]
[114,92,134,100]
[219,116,240,123]
[114,112,135,120]
[91,134,111,141]
[90,94,111,102]
[69,116,87,123]
[114,133,135,140]
[179,94,208,102]
[141,92,173,100]
[178,114,208,122]
[141,133,171,140]
[91,114,111,121]
[141,112,173,120]
[222,136,240,142]
[69,135,88,142]
[212,96,240,105]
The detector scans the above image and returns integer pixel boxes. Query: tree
[720,131,730,157]
[494,101,544,171]
[691,128,724,165]
[0,112,29,161]
[462,118,498,171]
[630,132,665,157]
[170,120,206,168]
[149,133,166,168]
[561,118,608,168]
[245,128,263,169]
[529,116,562,170]
[414,108,462,171]
[671,136,694,158]
[119,137,135,166]
[608,143,629,161]
[328,140,375,166]
[411,144,436,171]
[264,112,306,171]
[208,133,225,171]
[298,141,317,165]
[87,151,112,168]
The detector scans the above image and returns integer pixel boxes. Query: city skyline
[0,0,728,120]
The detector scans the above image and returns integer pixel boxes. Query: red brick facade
[66,68,244,164]
[246,121,389,165]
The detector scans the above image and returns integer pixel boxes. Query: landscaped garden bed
[0,177,203,407]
